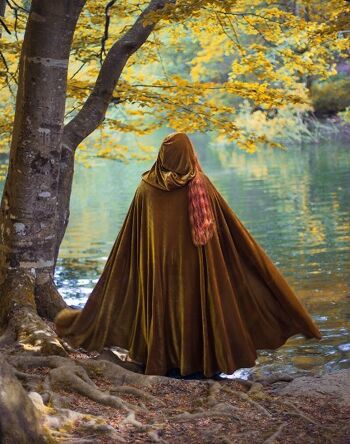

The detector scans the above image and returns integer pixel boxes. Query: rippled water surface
[55,134,350,377]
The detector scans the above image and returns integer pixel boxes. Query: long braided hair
[188,150,216,246]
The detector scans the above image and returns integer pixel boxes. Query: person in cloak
[54,132,322,378]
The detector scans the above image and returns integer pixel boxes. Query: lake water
[53,132,350,378]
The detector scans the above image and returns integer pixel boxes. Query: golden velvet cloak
[55,135,322,377]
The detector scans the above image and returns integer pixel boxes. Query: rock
[248,382,264,393]
[95,349,144,374]
[28,391,45,411]
[275,369,350,406]
[249,364,311,382]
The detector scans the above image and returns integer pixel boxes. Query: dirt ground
[11,346,349,444]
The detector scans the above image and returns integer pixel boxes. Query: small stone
[248,382,264,393]
[28,391,45,411]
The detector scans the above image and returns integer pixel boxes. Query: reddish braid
[188,154,216,246]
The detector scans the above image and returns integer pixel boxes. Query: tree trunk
[0,0,6,18]
[0,0,172,351]
[0,355,46,444]
[0,0,85,350]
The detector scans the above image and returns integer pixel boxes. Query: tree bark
[0,355,46,444]
[0,0,6,18]
[0,1,85,341]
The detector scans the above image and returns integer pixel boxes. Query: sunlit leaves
[0,0,349,158]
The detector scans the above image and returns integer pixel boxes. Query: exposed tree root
[8,354,151,414]
[174,400,242,423]
[0,355,46,443]
[263,421,288,444]
[8,354,72,370]
[13,368,42,382]
[110,383,160,403]
[147,429,169,443]
[0,326,348,444]
[223,379,346,443]
[0,324,16,346]
[50,364,140,413]
[28,390,121,443]
[167,381,244,425]
[0,195,345,443]
[219,438,235,444]
[282,400,338,435]
[206,380,222,407]
[0,270,68,356]
[121,408,170,443]
[284,400,320,426]
[9,308,67,356]
[2,350,160,441]
[5,353,183,443]
[172,408,236,422]
[221,383,273,417]
[121,410,146,429]
[78,355,161,387]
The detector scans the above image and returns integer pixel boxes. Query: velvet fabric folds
[54,132,322,377]
[141,131,197,190]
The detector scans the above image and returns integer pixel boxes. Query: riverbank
[1,337,349,444]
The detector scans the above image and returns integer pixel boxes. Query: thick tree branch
[62,0,174,150]
[0,0,6,16]
[0,0,8,37]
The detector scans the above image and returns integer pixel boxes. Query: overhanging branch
[63,0,174,150]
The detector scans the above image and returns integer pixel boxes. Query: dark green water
[53,134,350,377]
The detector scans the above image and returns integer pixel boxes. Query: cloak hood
[141,132,198,191]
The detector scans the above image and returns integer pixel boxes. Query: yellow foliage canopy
[0,0,349,158]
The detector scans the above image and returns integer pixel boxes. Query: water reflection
[28,134,350,376]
